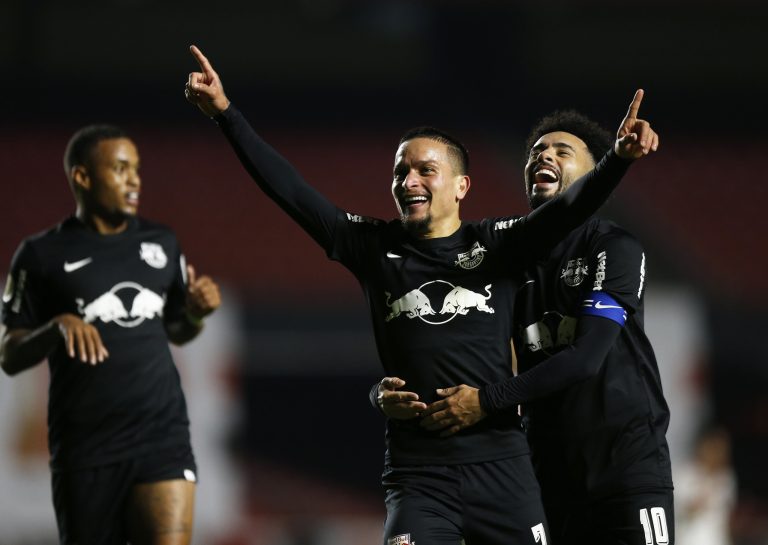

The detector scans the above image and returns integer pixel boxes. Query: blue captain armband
[581,292,627,326]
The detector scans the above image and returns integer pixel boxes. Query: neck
[76,207,129,235]
[416,216,462,239]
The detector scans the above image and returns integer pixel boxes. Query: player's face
[83,138,141,220]
[392,137,469,238]
[524,131,595,209]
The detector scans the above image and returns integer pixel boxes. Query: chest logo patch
[385,280,494,325]
[139,242,167,269]
[455,241,487,270]
[560,257,588,287]
[388,534,414,545]
[76,282,165,328]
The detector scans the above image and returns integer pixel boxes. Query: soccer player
[0,124,221,545]
[379,110,673,544]
[184,44,655,545]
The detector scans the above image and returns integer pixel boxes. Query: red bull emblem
[560,257,588,287]
[387,534,414,545]
[139,242,168,269]
[384,280,494,325]
[77,282,165,328]
[454,241,487,270]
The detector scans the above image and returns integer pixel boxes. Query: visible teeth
[404,195,428,204]
[127,192,139,199]
[537,168,557,180]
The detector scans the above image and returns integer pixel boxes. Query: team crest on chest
[455,241,487,270]
[388,534,414,545]
[560,257,588,287]
[139,242,168,269]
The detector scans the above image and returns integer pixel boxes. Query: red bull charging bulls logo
[385,280,494,325]
[76,282,165,328]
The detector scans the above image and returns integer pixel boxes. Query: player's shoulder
[589,218,643,249]
[13,217,76,258]
[135,216,175,235]
[341,210,388,229]
[480,215,526,232]
[133,216,180,244]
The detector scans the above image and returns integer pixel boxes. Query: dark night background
[1,1,766,543]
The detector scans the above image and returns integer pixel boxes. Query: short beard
[528,193,550,210]
[401,213,432,236]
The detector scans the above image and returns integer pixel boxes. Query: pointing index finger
[625,89,645,119]
[189,44,215,76]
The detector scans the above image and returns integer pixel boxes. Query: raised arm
[185,45,342,249]
[516,90,658,251]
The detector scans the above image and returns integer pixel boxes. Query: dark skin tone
[0,137,221,545]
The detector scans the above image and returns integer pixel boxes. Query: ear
[456,175,470,202]
[71,165,90,192]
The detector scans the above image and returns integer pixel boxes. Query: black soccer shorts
[382,455,550,545]
[544,488,675,545]
[52,445,196,545]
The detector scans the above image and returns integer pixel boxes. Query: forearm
[215,105,339,245]
[0,324,60,376]
[479,316,621,413]
[165,315,204,346]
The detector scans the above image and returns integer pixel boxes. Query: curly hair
[524,110,611,163]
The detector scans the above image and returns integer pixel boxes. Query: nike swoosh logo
[386,252,402,259]
[594,301,623,310]
[64,257,93,273]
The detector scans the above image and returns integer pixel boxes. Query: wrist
[185,309,204,328]
[478,386,496,416]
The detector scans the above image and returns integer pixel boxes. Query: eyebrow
[531,142,577,153]
[393,159,439,174]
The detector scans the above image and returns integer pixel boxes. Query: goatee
[401,214,432,236]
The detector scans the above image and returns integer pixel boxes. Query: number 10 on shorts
[640,507,669,545]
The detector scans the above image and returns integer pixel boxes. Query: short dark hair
[399,126,469,175]
[63,124,129,176]
[524,110,612,163]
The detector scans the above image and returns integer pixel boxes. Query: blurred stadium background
[1,0,766,543]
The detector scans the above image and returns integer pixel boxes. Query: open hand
[376,377,427,420]
[420,384,486,437]
[54,313,109,365]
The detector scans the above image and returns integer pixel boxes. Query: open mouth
[532,167,559,192]
[401,194,430,211]
[125,191,140,207]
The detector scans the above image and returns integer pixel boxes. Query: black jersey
[215,105,629,466]
[490,218,673,498]
[1,216,192,471]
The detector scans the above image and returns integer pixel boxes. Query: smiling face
[391,137,470,238]
[73,137,141,231]
[524,131,596,209]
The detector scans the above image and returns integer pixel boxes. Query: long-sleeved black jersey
[2,216,193,471]
[215,105,630,465]
[481,218,673,498]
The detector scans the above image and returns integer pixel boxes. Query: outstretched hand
[614,89,659,160]
[420,384,486,437]
[186,45,230,117]
[376,377,427,420]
